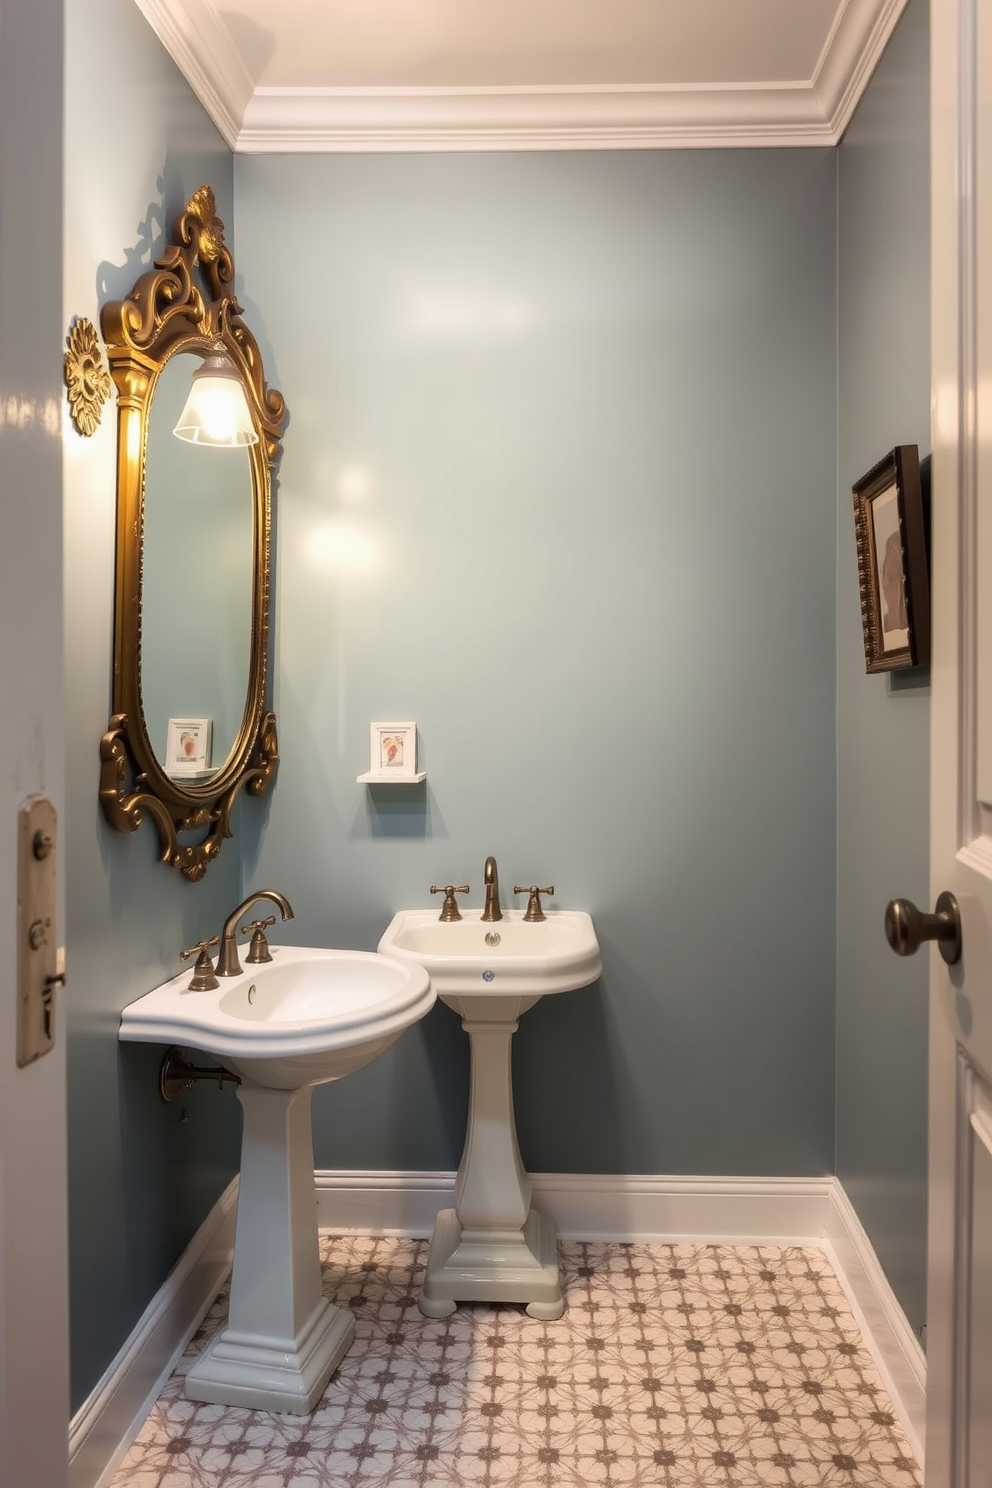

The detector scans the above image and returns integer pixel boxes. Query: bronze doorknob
[884,891,962,965]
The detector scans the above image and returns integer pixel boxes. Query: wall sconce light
[172,349,258,447]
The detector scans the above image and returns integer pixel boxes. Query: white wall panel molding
[135,0,911,151]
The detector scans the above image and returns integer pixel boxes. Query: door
[925,0,992,1481]
[0,2,69,1484]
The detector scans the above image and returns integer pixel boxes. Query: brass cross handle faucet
[514,886,555,922]
[431,884,469,921]
[217,889,294,977]
[240,914,277,964]
[180,936,221,990]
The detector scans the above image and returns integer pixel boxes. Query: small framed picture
[372,721,416,775]
[852,445,930,673]
[165,717,212,777]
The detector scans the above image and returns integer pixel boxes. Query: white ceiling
[135,0,909,152]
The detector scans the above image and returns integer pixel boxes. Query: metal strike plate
[17,796,60,1067]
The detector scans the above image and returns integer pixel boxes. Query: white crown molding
[131,0,254,151]
[237,82,829,153]
[812,0,911,138]
[134,0,911,152]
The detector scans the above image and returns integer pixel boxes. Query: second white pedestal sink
[119,946,434,1412]
[378,908,601,1318]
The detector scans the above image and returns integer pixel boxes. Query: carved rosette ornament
[98,187,286,880]
[64,317,112,436]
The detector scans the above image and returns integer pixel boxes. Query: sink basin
[118,943,435,1413]
[377,908,601,1001]
[378,905,600,1320]
[118,944,434,1088]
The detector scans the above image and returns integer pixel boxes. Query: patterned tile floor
[111,1235,922,1488]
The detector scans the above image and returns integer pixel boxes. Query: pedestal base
[419,1207,565,1320]
[185,1297,356,1414]
[183,1082,357,1414]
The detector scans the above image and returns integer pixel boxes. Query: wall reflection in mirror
[98,185,286,881]
[141,352,253,782]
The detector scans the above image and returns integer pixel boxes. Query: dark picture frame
[852,444,930,673]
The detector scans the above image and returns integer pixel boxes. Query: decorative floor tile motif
[110,1237,922,1488]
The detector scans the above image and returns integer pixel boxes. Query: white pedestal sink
[119,945,433,1412]
[378,909,601,1318]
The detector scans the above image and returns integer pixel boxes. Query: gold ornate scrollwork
[98,188,286,879]
[64,317,112,436]
[99,712,280,884]
[246,713,280,796]
[185,183,227,264]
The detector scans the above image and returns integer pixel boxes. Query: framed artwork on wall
[852,444,930,673]
[357,722,426,783]
[373,723,414,774]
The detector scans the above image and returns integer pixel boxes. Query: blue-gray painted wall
[234,149,839,1180]
[63,0,243,1412]
[836,0,931,1337]
[59,0,934,1415]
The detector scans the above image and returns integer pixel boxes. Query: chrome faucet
[216,889,295,977]
[481,856,503,922]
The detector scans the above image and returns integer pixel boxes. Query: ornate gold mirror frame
[99,186,286,880]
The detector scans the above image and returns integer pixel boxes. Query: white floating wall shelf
[358,721,426,784]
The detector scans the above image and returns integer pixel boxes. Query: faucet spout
[216,889,295,977]
[481,856,502,922]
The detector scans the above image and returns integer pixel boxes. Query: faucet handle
[180,936,220,990]
[513,885,555,922]
[430,884,470,921]
[240,915,276,964]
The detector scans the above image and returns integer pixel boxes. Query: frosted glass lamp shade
[173,352,258,447]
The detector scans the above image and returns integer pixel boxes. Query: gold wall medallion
[63,317,111,436]
[98,186,287,880]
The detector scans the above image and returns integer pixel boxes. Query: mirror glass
[140,352,254,782]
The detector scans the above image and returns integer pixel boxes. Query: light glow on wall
[0,394,60,437]
[413,292,531,337]
[338,463,372,504]
[305,517,383,577]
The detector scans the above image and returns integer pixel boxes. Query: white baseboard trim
[68,1178,238,1488]
[71,1171,925,1487]
[315,1167,456,1236]
[823,1183,927,1465]
[314,1168,838,1243]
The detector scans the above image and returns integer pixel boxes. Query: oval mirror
[98,186,286,881]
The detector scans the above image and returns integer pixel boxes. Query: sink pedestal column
[419,995,564,1320]
[185,1081,355,1413]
